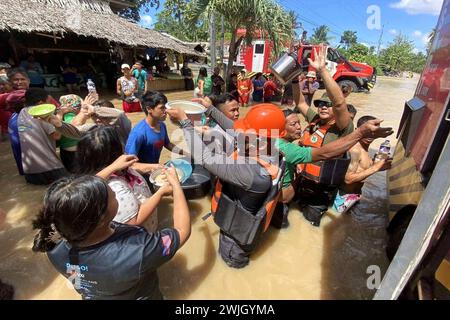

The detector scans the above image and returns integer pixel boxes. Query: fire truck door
[252,41,265,73]
[326,48,339,77]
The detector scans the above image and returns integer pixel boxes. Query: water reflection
[0,76,418,299]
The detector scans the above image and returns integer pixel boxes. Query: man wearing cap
[301,71,320,106]
[237,69,252,107]
[292,45,355,226]
[117,64,141,113]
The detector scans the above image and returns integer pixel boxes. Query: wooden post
[8,33,19,65]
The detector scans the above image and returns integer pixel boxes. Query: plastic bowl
[28,104,56,118]
[150,164,212,200]
[166,100,206,123]
[165,158,193,183]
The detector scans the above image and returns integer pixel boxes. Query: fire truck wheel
[338,80,358,92]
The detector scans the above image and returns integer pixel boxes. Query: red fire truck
[231,29,376,91]
[374,0,450,300]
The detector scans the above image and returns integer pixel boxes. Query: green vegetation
[337,32,430,75]
[153,0,209,42]
[309,25,334,44]
[187,0,294,78]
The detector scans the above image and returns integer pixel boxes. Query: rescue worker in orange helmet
[168,99,393,267]
[167,103,286,269]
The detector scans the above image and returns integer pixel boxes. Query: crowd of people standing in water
[0,45,394,300]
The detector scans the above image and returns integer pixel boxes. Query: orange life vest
[211,151,284,244]
[297,119,334,182]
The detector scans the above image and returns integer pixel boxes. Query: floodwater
[0,76,418,300]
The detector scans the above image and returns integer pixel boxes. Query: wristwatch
[179,119,192,128]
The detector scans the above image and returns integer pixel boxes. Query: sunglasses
[316,101,332,108]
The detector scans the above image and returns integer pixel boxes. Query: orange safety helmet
[233,103,286,138]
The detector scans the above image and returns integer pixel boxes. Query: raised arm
[193,97,235,131]
[166,166,191,246]
[292,78,310,117]
[308,45,351,130]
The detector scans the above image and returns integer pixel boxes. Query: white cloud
[413,30,423,37]
[389,29,399,35]
[422,34,430,44]
[390,0,443,16]
[141,15,153,27]
[412,47,420,54]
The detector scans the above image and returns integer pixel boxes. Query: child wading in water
[32,169,190,300]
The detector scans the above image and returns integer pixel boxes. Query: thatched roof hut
[0,0,203,56]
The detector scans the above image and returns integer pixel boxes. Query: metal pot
[269,52,302,85]
[150,162,212,200]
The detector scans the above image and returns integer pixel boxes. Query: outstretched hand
[308,44,327,72]
[109,154,139,172]
[374,158,392,172]
[164,165,181,188]
[80,104,95,117]
[84,92,99,106]
[192,97,212,109]
[166,107,188,122]
[359,119,394,139]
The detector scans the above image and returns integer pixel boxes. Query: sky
[138,0,443,53]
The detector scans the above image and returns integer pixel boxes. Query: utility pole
[377,24,384,56]
[210,12,217,69]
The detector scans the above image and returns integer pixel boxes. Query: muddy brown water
[0,76,418,299]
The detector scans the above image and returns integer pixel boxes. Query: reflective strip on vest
[299,119,334,180]
[211,179,222,213]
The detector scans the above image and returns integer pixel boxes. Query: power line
[300,3,347,34]
[291,2,378,47]
[339,0,371,28]
[295,13,378,46]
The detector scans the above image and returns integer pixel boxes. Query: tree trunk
[220,15,225,77]
[210,12,217,69]
[226,28,238,86]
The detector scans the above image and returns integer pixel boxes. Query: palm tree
[340,30,357,49]
[187,0,294,79]
[309,25,333,44]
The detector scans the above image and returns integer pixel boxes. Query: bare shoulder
[349,143,363,156]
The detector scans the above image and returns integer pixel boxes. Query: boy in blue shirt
[125,91,179,164]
